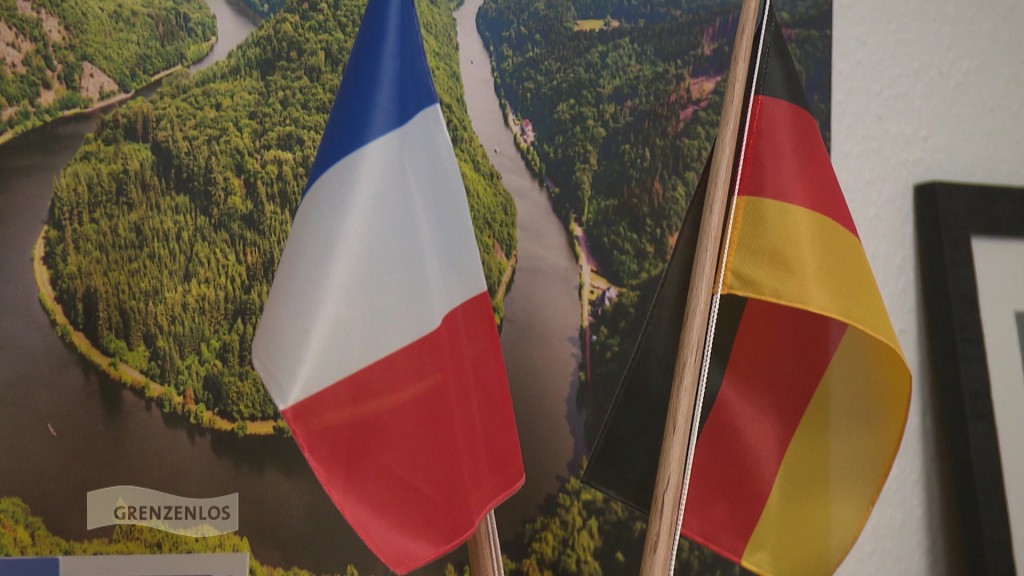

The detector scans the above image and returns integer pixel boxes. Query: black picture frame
[916,181,1023,575]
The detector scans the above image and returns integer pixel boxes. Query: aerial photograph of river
[0,0,584,572]
[0,0,830,573]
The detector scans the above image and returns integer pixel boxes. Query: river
[0,0,583,573]
[453,0,587,537]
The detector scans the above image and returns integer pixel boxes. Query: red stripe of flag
[282,291,523,573]
[682,298,847,560]
[739,96,859,238]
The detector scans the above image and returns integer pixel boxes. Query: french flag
[251,0,524,572]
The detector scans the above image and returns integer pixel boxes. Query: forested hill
[238,0,285,18]
[478,0,829,286]
[43,0,516,424]
[0,0,215,141]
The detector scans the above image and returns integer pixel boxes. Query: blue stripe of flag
[303,0,439,196]
[0,557,60,576]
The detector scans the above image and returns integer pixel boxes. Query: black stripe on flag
[583,151,715,514]
[697,294,746,434]
[755,4,811,113]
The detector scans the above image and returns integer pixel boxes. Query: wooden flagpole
[639,0,764,573]
[468,510,504,575]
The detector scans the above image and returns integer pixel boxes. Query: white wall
[833,1,1024,574]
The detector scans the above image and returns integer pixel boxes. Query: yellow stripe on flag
[740,325,911,575]
[722,196,903,357]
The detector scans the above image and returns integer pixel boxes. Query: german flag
[584,3,911,574]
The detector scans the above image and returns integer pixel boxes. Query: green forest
[478,0,829,286]
[42,0,516,424]
[0,0,215,139]
[238,0,286,18]
[503,465,744,575]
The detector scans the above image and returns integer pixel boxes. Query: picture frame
[916,181,1024,575]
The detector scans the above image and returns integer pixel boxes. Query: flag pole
[639,0,763,573]
[467,511,504,575]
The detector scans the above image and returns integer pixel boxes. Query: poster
[0,0,831,573]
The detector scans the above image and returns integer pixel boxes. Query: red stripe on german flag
[582,6,910,575]
[681,87,911,575]
[739,96,858,237]
[723,96,901,354]
[683,299,847,560]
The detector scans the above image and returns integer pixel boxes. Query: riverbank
[501,100,621,330]
[494,251,517,324]
[0,36,216,148]
[32,228,277,437]
[499,99,622,398]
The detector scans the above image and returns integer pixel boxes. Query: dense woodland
[479,0,829,286]
[505,465,743,575]
[0,0,215,138]
[238,0,286,18]
[43,0,515,423]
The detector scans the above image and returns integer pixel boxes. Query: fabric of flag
[582,151,714,509]
[250,0,524,572]
[585,4,911,575]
